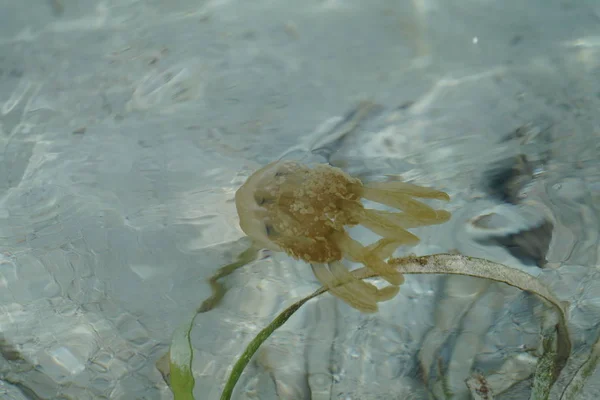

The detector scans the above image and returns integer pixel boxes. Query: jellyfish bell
[235,160,450,312]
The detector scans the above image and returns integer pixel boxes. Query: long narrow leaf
[219,254,571,399]
[170,318,197,400]
[167,245,258,399]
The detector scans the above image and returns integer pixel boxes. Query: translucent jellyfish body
[235,161,450,312]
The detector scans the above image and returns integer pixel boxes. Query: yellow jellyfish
[235,160,450,312]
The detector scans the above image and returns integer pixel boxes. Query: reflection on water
[1,0,600,399]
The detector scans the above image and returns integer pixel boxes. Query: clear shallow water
[0,1,599,399]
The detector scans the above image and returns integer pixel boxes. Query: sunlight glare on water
[0,0,600,399]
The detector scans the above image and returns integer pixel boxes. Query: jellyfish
[235,160,450,312]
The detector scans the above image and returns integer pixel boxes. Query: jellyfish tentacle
[332,232,404,286]
[366,238,402,259]
[342,201,421,245]
[355,210,421,245]
[364,252,405,286]
[365,181,450,201]
[364,208,451,228]
[311,263,378,313]
[357,185,439,219]
[373,285,400,301]
[328,261,376,290]
[235,160,452,312]
[328,261,398,302]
